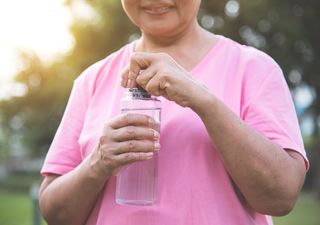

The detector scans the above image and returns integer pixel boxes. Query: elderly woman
[39,1,308,225]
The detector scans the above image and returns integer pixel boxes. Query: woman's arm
[39,154,107,225]
[189,90,306,216]
[39,114,159,225]
[122,52,307,216]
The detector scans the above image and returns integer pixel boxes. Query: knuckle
[123,153,136,163]
[98,135,107,146]
[136,76,146,85]
[105,143,117,153]
[159,77,168,89]
[99,143,113,158]
[98,147,109,163]
[125,126,136,138]
[147,84,160,96]
[123,153,131,160]
[128,140,136,151]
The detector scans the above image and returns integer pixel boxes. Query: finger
[128,73,137,88]
[144,72,169,96]
[129,52,155,88]
[109,113,156,130]
[130,52,153,78]
[112,126,159,142]
[116,152,155,166]
[121,65,130,87]
[136,66,157,89]
[112,140,159,155]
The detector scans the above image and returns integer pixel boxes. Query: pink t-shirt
[41,35,308,225]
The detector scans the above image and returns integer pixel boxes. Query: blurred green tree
[0,0,319,192]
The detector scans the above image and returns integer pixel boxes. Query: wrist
[188,83,218,117]
[86,146,111,183]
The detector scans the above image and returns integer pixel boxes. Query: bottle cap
[126,86,151,99]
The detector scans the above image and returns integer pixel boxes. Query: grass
[273,192,320,225]
[0,189,319,225]
[0,189,33,225]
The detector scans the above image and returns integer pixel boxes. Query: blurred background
[0,0,319,224]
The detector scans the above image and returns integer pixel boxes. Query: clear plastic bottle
[116,87,161,206]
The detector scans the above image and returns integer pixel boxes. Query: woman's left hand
[121,52,207,108]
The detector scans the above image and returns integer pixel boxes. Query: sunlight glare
[0,0,74,99]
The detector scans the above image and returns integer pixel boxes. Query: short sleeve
[41,75,91,176]
[241,65,309,169]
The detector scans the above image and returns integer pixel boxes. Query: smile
[143,6,172,15]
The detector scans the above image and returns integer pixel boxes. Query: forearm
[190,90,305,215]
[40,151,108,225]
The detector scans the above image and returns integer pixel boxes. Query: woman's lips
[142,6,173,15]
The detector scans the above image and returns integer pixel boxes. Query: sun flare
[0,0,74,99]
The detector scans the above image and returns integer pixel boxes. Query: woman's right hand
[39,113,159,225]
[90,113,160,179]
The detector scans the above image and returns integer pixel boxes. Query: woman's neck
[135,23,218,71]
[136,21,203,52]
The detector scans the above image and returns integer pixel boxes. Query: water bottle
[116,87,161,206]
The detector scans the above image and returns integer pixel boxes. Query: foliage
[0,0,137,158]
[0,0,319,189]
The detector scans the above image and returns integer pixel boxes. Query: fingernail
[145,152,154,158]
[153,131,160,140]
[154,143,160,151]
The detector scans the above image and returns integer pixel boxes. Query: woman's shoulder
[219,35,280,71]
[215,35,285,93]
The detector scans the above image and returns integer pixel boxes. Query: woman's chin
[142,26,179,39]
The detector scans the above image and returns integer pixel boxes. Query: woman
[39,1,308,225]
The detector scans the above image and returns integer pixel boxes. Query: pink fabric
[41,35,308,225]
